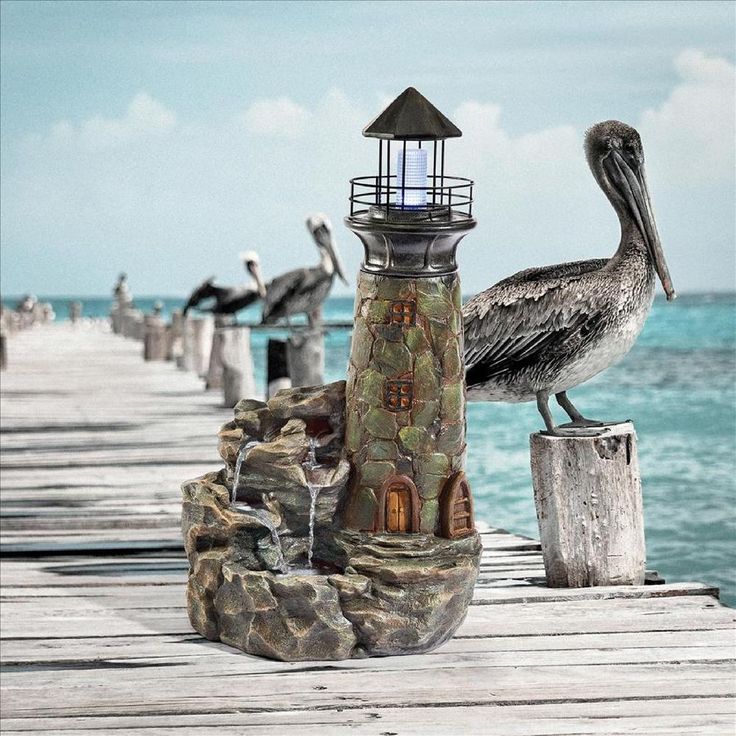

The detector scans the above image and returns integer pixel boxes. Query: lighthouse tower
[343,88,477,539]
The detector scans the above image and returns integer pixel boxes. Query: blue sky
[1,0,734,297]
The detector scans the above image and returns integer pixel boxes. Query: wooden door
[440,472,475,539]
[386,484,411,533]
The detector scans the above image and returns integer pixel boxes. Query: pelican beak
[248,261,267,299]
[605,150,676,301]
[328,241,348,286]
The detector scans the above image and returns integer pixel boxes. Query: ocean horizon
[4,291,735,606]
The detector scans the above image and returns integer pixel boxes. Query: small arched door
[376,475,420,533]
[440,472,475,539]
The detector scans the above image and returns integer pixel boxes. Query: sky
[1,0,734,298]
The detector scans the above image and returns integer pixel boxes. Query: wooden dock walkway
[1,324,734,735]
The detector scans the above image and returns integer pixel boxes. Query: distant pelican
[261,214,348,328]
[182,251,266,317]
[463,121,676,436]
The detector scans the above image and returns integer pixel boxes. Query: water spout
[231,439,259,504]
[249,508,288,574]
[303,437,321,568]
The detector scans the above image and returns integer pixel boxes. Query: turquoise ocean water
[23,293,736,606]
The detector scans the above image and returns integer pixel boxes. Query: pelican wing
[464,259,608,385]
[261,269,308,323]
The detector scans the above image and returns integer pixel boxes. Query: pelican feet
[558,418,631,429]
[541,425,612,438]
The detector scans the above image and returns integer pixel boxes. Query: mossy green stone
[419,498,439,534]
[345,415,363,453]
[398,426,431,455]
[449,308,463,336]
[356,368,384,406]
[404,326,430,354]
[417,289,452,320]
[429,319,453,353]
[415,472,445,500]
[413,351,440,401]
[348,486,378,531]
[411,399,439,428]
[416,452,450,477]
[441,342,462,380]
[350,318,373,370]
[366,440,399,461]
[360,460,395,488]
[374,338,412,376]
[367,300,391,323]
[437,423,464,454]
[376,277,414,301]
[450,280,462,310]
[363,407,398,439]
[417,278,451,303]
[441,382,464,419]
[358,274,378,301]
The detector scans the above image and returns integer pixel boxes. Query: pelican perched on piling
[261,214,348,327]
[183,251,266,316]
[464,121,676,436]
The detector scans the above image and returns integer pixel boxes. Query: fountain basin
[182,470,481,661]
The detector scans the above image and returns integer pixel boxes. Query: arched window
[440,472,474,539]
[375,475,421,533]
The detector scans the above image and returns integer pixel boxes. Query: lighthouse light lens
[396,148,428,208]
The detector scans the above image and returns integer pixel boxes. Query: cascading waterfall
[230,439,288,574]
[250,508,288,574]
[303,437,321,568]
[231,439,260,504]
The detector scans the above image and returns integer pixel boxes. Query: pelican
[182,251,266,316]
[261,214,348,327]
[463,121,676,436]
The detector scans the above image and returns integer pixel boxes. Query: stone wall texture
[344,271,467,534]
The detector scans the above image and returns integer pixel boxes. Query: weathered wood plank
[1,324,733,735]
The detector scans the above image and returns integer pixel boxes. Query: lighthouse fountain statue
[181,88,483,661]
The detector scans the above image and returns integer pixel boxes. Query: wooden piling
[287,327,324,388]
[69,301,83,324]
[166,309,183,362]
[221,325,256,407]
[143,315,168,361]
[205,315,234,390]
[530,422,646,588]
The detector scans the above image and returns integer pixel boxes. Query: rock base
[182,472,481,661]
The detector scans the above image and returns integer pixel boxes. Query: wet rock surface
[183,470,481,660]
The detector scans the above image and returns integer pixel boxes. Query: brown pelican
[261,214,348,327]
[182,251,266,316]
[464,121,676,436]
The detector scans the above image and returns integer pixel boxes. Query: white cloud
[44,92,177,150]
[5,52,734,296]
[640,50,735,183]
[242,97,312,139]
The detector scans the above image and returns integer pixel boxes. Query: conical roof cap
[363,87,462,141]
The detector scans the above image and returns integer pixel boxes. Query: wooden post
[166,309,183,361]
[286,328,324,388]
[191,316,213,377]
[0,333,6,371]
[205,315,233,390]
[221,325,256,407]
[267,338,291,398]
[69,302,83,324]
[143,316,168,361]
[530,422,645,588]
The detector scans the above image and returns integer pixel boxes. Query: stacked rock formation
[182,381,482,662]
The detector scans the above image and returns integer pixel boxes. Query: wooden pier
[1,324,734,735]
